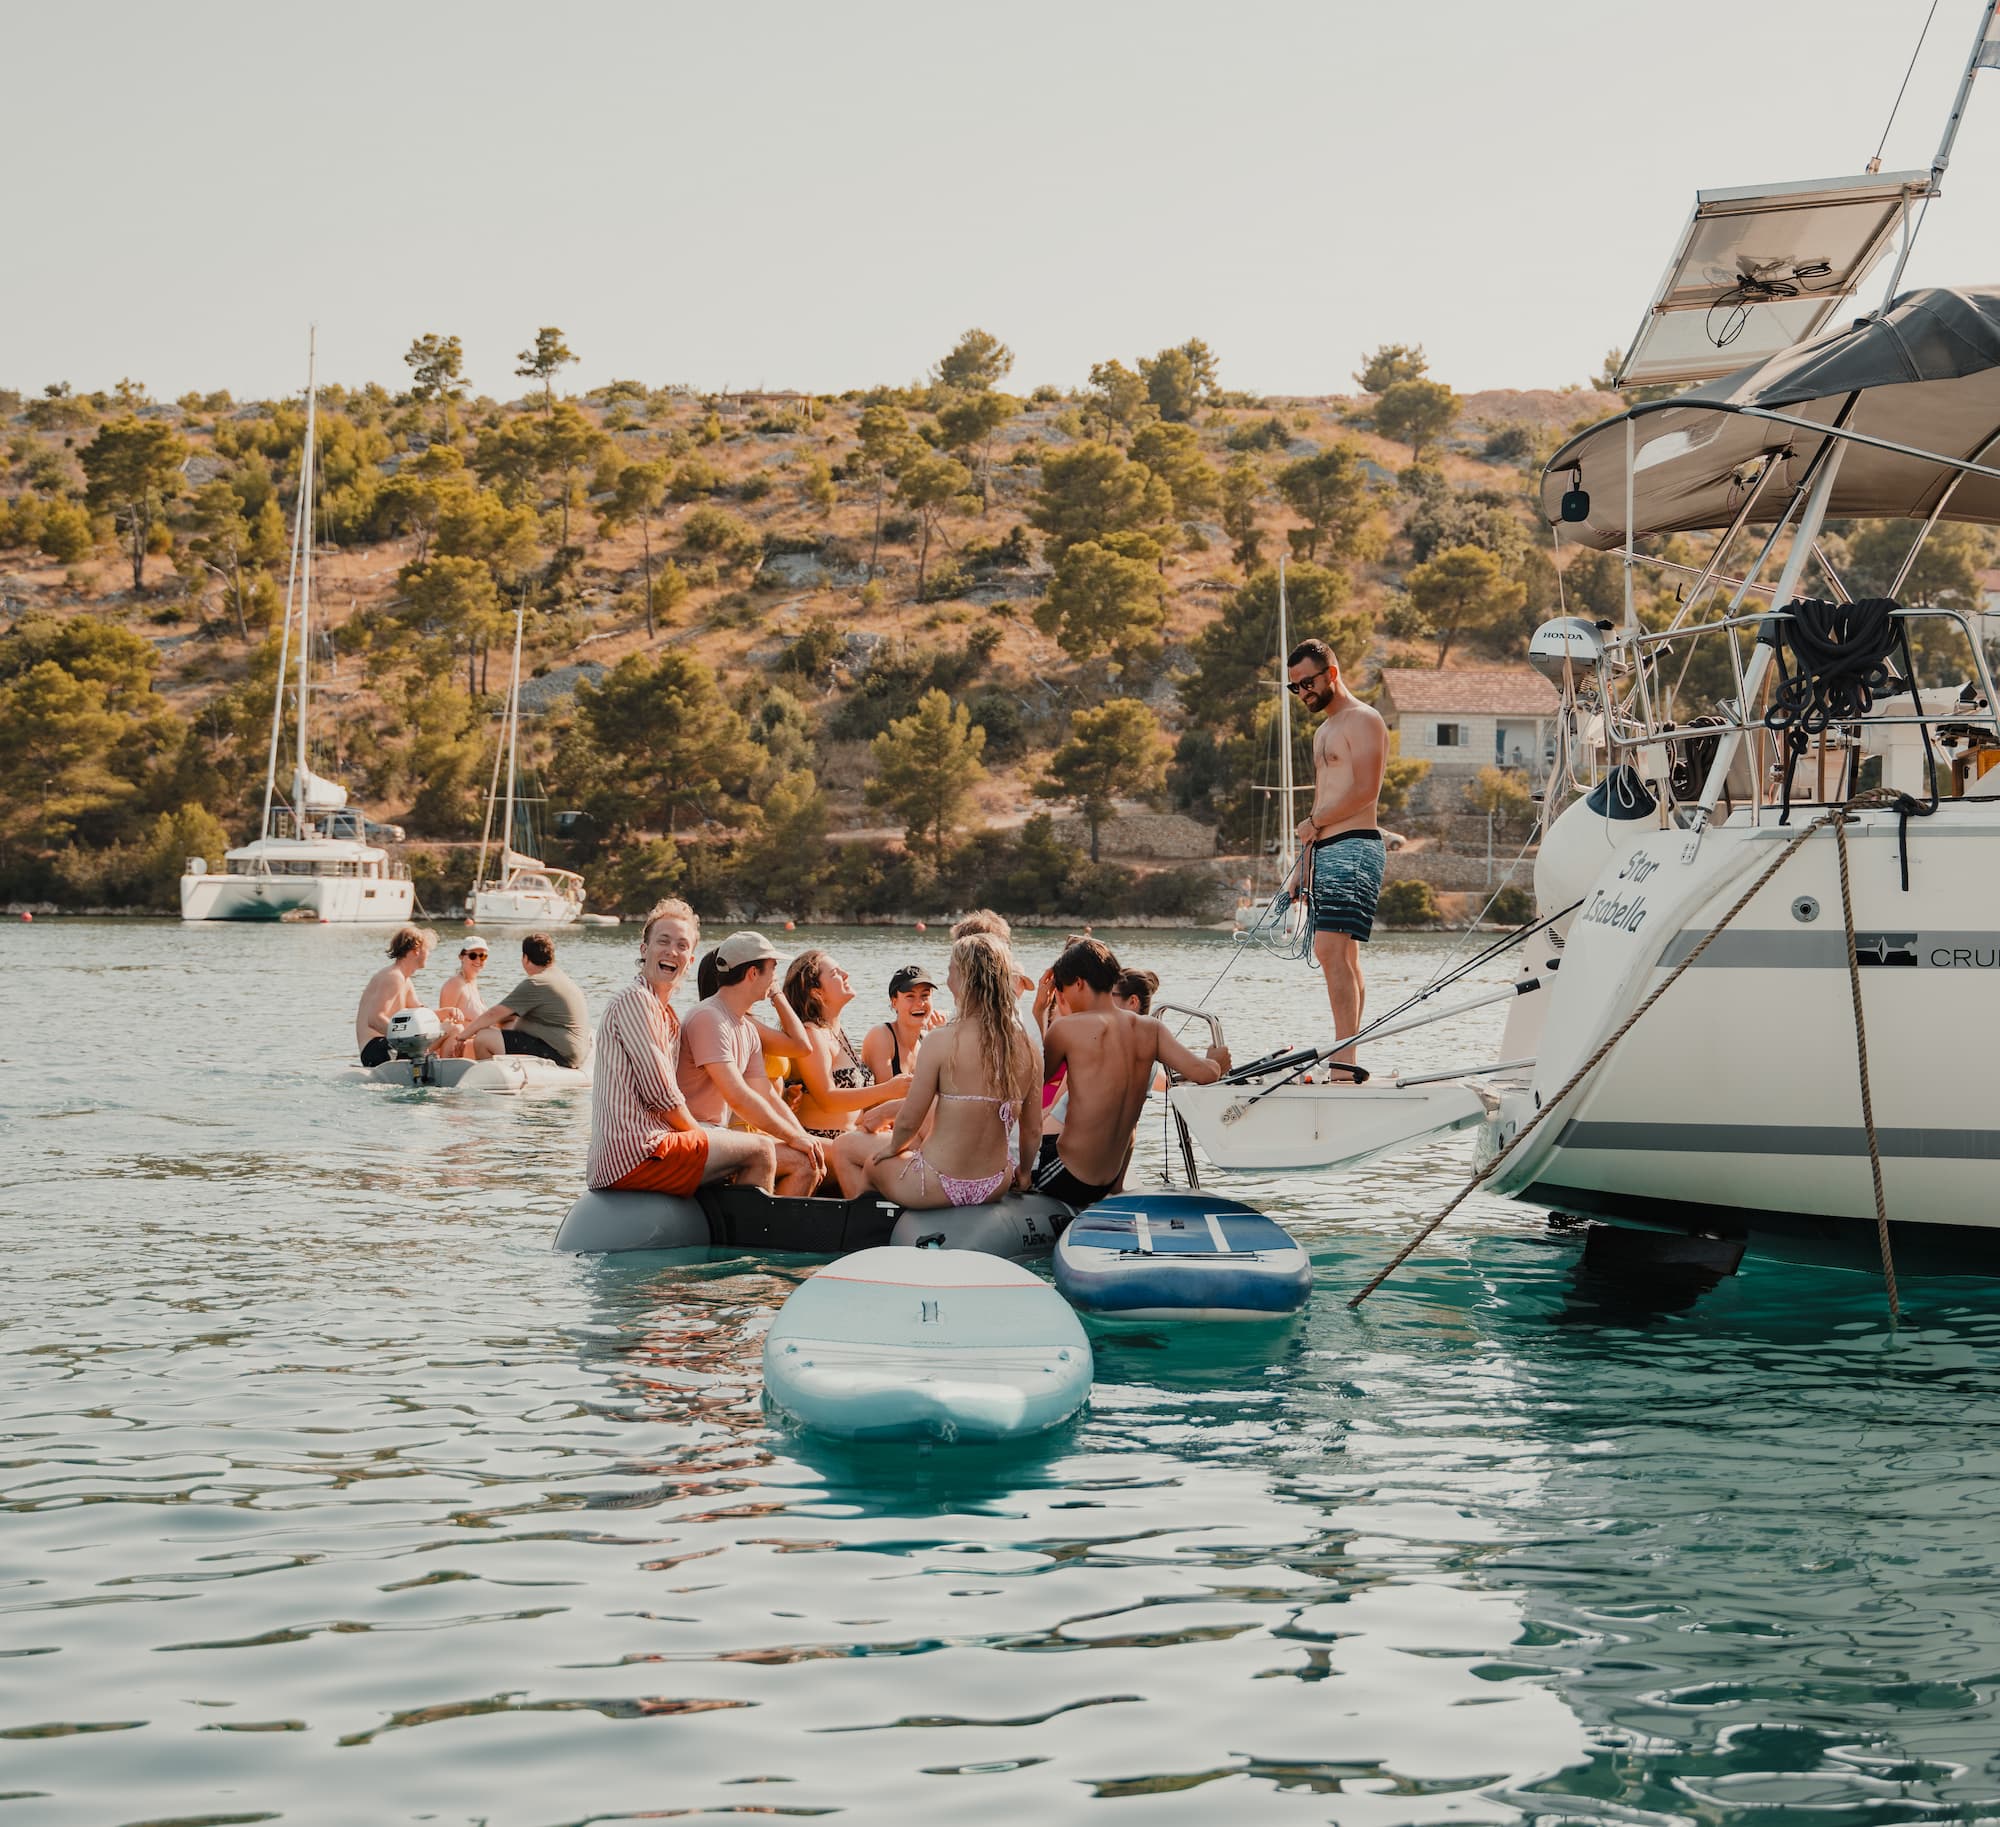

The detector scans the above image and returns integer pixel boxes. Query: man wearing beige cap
[677,930,825,1195]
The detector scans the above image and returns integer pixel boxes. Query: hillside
[0,337,1632,920]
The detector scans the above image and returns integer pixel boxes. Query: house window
[1435,723,1464,748]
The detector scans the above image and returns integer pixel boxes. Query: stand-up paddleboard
[1054,1193,1312,1322]
[763,1247,1091,1443]
[554,1186,899,1256]
[886,1193,1072,1258]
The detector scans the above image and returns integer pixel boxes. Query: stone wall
[1051,811,1216,859]
[1384,847,1532,892]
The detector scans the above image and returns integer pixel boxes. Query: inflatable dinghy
[359,1008,588,1094]
[554,1185,900,1255]
[1053,1193,1312,1322]
[359,1054,587,1094]
[763,1246,1091,1442]
[887,1192,1071,1258]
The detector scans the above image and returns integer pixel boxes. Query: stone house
[1379,668,1559,809]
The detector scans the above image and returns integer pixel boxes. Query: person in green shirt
[458,932,591,1068]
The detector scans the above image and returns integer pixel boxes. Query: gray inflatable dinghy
[555,1185,1071,1258]
[888,1194,1070,1258]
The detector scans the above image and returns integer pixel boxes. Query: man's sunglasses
[1287,669,1331,696]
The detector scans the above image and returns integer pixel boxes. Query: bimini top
[1541,286,2000,550]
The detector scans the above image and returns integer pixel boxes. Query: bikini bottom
[902,1150,1008,1207]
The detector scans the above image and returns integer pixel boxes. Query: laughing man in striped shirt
[587,899,778,1197]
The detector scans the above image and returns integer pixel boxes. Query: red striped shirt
[587,976,692,1189]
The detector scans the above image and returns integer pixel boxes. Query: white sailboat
[1184,1,2000,1272]
[466,597,585,928]
[181,334,414,924]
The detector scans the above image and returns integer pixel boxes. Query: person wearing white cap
[435,934,490,1057]
[677,930,826,1195]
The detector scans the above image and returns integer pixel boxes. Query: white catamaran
[465,596,585,928]
[1179,0,2000,1269]
[181,335,414,924]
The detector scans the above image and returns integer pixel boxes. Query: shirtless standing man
[1030,939,1231,1212]
[1285,636,1389,1076]
[353,925,454,1066]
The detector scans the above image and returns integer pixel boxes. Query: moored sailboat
[180,334,414,924]
[1184,1,2000,1274]
[466,595,585,928]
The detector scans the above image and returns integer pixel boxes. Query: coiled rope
[1349,791,1907,1319]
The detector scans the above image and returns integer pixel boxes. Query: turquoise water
[5,920,1999,1825]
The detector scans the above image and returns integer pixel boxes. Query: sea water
[5,919,1999,1825]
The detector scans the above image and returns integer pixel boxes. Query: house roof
[1379,668,1559,716]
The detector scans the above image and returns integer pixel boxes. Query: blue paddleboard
[1054,1194,1312,1322]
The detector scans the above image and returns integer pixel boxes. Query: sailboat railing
[1591,605,2000,798]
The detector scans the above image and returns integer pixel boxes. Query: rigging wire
[1873,0,1942,170]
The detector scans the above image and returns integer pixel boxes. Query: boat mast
[294,330,319,821]
[498,594,525,871]
[1277,555,1297,886]
[471,702,506,892]
[1880,0,2000,301]
[257,334,314,843]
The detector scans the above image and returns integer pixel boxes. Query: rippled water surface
[7,919,2000,1826]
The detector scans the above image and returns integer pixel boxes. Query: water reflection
[9,922,2000,1823]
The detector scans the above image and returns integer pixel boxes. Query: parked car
[320,809,406,844]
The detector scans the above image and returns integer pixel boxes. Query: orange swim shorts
[609,1129,710,1197]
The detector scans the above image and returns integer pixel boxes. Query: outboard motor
[1527,614,1607,688]
[385,1006,444,1063]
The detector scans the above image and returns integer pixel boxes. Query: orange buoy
[20,911,31,922]
[783,920,795,932]
[914,920,927,933]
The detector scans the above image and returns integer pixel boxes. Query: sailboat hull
[1486,809,2000,1241]
[468,887,583,927]
[180,872,414,924]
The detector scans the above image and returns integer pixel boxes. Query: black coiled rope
[1760,597,1936,882]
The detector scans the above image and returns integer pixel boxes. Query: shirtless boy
[354,926,453,1066]
[1286,637,1388,1077]
[1031,939,1231,1212]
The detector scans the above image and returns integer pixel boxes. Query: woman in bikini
[780,950,912,1143]
[831,933,1041,1208]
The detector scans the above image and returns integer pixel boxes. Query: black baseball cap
[888,964,937,996]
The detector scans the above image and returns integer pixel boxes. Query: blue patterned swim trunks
[1311,831,1386,941]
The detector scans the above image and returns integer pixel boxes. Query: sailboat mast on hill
[467,595,586,928]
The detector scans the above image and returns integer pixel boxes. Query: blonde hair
[639,898,699,947]
[951,909,1011,942]
[950,932,1032,1105]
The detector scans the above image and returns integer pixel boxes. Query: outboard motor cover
[386,1006,444,1061]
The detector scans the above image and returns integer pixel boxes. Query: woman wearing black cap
[860,962,945,1087]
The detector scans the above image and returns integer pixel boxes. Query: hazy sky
[9,0,2000,402]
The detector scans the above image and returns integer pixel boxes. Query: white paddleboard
[763,1247,1091,1443]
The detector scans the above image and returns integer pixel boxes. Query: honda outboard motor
[385,1007,444,1062]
